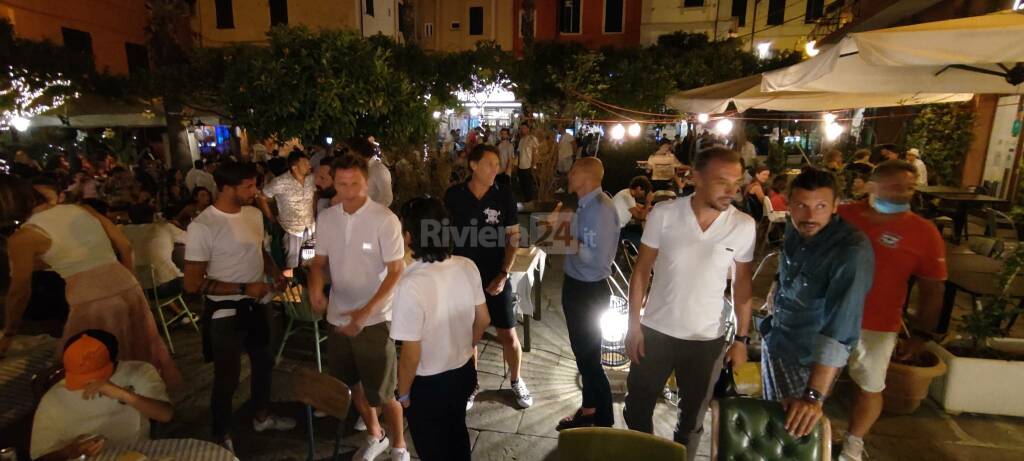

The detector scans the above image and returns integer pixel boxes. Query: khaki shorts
[327,322,397,407]
[847,330,899,393]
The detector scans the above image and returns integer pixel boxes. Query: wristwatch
[395,391,410,404]
[803,387,824,404]
[733,335,751,345]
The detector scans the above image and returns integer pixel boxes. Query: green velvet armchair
[558,427,687,461]
[711,397,832,461]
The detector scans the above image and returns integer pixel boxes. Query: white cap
[907,148,921,157]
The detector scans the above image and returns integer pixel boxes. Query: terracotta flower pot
[883,350,947,414]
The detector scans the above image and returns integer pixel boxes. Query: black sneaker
[556,409,596,431]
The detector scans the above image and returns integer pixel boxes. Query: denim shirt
[763,216,874,368]
[564,188,621,282]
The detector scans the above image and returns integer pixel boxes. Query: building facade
[640,0,824,54]
[411,0,516,52]
[190,0,401,47]
[0,0,150,75]
[512,0,644,53]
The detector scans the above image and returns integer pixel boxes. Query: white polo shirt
[185,205,265,303]
[314,198,404,327]
[640,195,756,340]
[390,256,486,376]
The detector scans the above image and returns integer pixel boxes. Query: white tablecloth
[509,247,546,316]
[93,439,236,461]
[0,335,58,428]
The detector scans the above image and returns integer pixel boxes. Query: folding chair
[140,266,199,355]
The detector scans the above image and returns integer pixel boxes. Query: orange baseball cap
[63,333,115,391]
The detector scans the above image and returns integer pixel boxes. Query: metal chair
[275,276,328,371]
[984,207,1018,241]
[759,195,789,253]
[139,266,199,355]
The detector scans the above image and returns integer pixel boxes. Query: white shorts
[847,330,899,393]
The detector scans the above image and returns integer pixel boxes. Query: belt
[200,298,270,363]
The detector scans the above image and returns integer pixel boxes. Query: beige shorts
[847,330,899,393]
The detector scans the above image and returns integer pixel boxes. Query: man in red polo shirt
[836,160,947,461]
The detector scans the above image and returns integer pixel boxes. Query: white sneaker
[354,434,390,461]
[839,434,865,461]
[467,385,480,411]
[253,414,297,432]
[391,447,410,461]
[354,415,367,431]
[511,378,534,408]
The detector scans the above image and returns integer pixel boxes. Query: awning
[665,74,971,114]
[763,10,1024,94]
[29,95,224,128]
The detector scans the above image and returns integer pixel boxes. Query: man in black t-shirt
[444,144,533,411]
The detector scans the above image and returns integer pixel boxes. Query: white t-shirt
[647,152,682,181]
[121,222,187,288]
[913,158,928,187]
[31,361,169,459]
[640,196,756,340]
[518,134,538,169]
[740,142,757,166]
[314,198,404,327]
[185,205,265,302]
[612,188,638,229]
[557,133,575,159]
[390,256,486,376]
[498,141,514,173]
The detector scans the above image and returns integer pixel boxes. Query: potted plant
[927,244,1024,416]
[882,343,946,414]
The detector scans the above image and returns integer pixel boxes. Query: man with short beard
[314,163,336,215]
[624,147,756,460]
[761,167,874,440]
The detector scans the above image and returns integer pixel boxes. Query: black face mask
[319,187,337,199]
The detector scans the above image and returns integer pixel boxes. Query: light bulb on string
[610,123,625,140]
[825,122,844,141]
[628,123,641,138]
[823,113,837,125]
[805,40,820,57]
[697,113,709,124]
[11,116,30,132]
[714,118,733,136]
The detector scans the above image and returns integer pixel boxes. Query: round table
[93,439,235,461]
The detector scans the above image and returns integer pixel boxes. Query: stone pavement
[154,253,1024,460]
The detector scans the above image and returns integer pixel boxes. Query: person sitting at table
[647,139,683,191]
[120,203,193,323]
[743,165,770,218]
[31,329,173,461]
[613,176,652,247]
[768,175,789,212]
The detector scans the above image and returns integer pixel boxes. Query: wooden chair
[291,367,352,461]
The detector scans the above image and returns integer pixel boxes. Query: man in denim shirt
[761,167,874,438]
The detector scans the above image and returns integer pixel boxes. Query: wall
[414,0,514,52]
[513,0,643,53]
[639,0,817,53]
[0,0,149,75]
[192,0,401,47]
[980,96,1022,195]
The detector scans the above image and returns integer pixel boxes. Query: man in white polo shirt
[307,154,408,461]
[624,147,757,461]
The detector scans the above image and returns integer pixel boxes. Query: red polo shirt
[838,200,947,332]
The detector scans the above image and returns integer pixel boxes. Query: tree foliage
[905,103,976,186]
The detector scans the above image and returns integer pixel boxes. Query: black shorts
[484,273,516,330]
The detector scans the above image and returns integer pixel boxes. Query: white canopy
[763,10,1024,94]
[666,74,971,114]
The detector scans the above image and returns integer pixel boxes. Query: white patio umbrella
[666,74,971,114]
[763,10,1024,94]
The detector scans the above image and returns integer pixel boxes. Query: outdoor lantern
[610,123,626,140]
[697,113,710,124]
[825,122,844,141]
[756,42,772,60]
[325,136,334,145]
[10,115,29,132]
[600,307,628,343]
[627,123,641,138]
[431,111,441,119]
[714,118,734,136]
[805,40,820,57]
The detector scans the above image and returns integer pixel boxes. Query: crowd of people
[1,126,946,461]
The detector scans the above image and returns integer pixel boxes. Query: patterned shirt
[263,172,315,236]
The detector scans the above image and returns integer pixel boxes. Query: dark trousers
[624,326,728,461]
[517,168,536,202]
[209,304,274,438]
[405,360,477,461]
[153,277,184,300]
[562,275,614,425]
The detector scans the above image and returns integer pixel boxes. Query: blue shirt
[564,188,621,282]
[763,216,874,368]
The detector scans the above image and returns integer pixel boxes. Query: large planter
[882,350,947,414]
[927,339,1024,417]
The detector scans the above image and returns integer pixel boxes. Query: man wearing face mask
[835,160,946,461]
[761,167,874,439]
